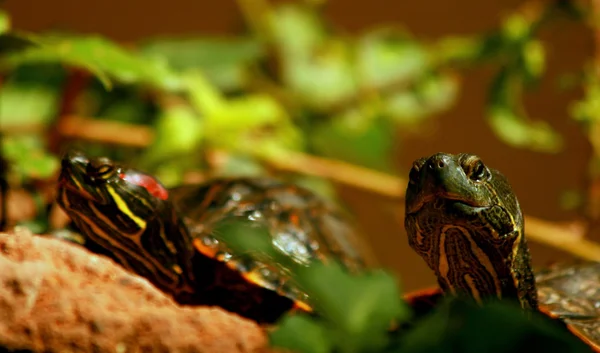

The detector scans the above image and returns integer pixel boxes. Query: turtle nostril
[428,155,449,170]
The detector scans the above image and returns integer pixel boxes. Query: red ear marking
[119,172,169,200]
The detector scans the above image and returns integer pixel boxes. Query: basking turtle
[56,150,367,323]
[404,152,600,352]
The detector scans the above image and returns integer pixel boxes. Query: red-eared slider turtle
[404,152,600,352]
[56,150,367,323]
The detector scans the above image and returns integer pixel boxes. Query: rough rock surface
[0,227,274,353]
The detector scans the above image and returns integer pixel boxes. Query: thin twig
[53,115,600,261]
[264,150,406,198]
[59,115,154,147]
[0,123,47,135]
[524,216,600,261]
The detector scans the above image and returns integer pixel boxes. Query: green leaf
[1,33,183,91]
[570,68,600,123]
[269,4,325,58]
[487,68,562,153]
[137,103,204,184]
[501,13,532,44]
[0,10,11,35]
[295,263,408,352]
[382,91,427,123]
[521,40,545,81]
[187,73,304,155]
[185,71,226,114]
[310,111,394,172]
[383,73,458,125]
[472,32,511,62]
[212,154,267,178]
[3,135,59,181]
[399,299,590,353]
[356,29,429,89]
[0,81,61,127]
[186,72,303,157]
[270,315,333,353]
[210,218,290,265]
[283,41,357,110]
[434,31,511,65]
[152,104,203,155]
[206,94,288,133]
[417,74,459,112]
[140,37,264,90]
[211,219,409,353]
[488,106,562,153]
[434,36,486,64]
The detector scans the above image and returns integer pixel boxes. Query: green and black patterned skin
[404,152,600,351]
[57,150,367,323]
[404,152,538,310]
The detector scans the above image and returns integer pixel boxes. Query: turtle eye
[468,159,489,183]
[87,157,116,180]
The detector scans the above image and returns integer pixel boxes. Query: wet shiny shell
[535,261,600,351]
[169,178,369,306]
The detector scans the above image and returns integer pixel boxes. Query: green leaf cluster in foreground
[213,218,590,353]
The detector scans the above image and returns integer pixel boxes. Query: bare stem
[265,150,406,198]
[53,115,600,261]
[59,115,154,147]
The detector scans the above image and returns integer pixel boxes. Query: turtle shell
[56,150,370,324]
[403,261,600,352]
[167,178,369,322]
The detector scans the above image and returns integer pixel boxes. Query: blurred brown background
[4,0,594,292]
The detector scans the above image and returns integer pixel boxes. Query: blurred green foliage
[1,0,591,193]
[0,10,9,35]
[0,3,459,192]
[213,218,589,353]
[1,1,587,190]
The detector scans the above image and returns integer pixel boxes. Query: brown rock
[0,227,274,353]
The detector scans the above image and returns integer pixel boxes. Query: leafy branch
[53,114,600,261]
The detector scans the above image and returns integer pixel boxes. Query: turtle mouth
[57,151,100,203]
[406,191,493,215]
[58,171,85,197]
[57,170,97,208]
[58,160,87,193]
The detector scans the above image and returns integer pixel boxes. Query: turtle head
[404,153,538,310]
[58,150,169,219]
[405,153,516,214]
[57,150,195,295]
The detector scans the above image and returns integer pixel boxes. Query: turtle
[403,152,600,352]
[56,150,368,323]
